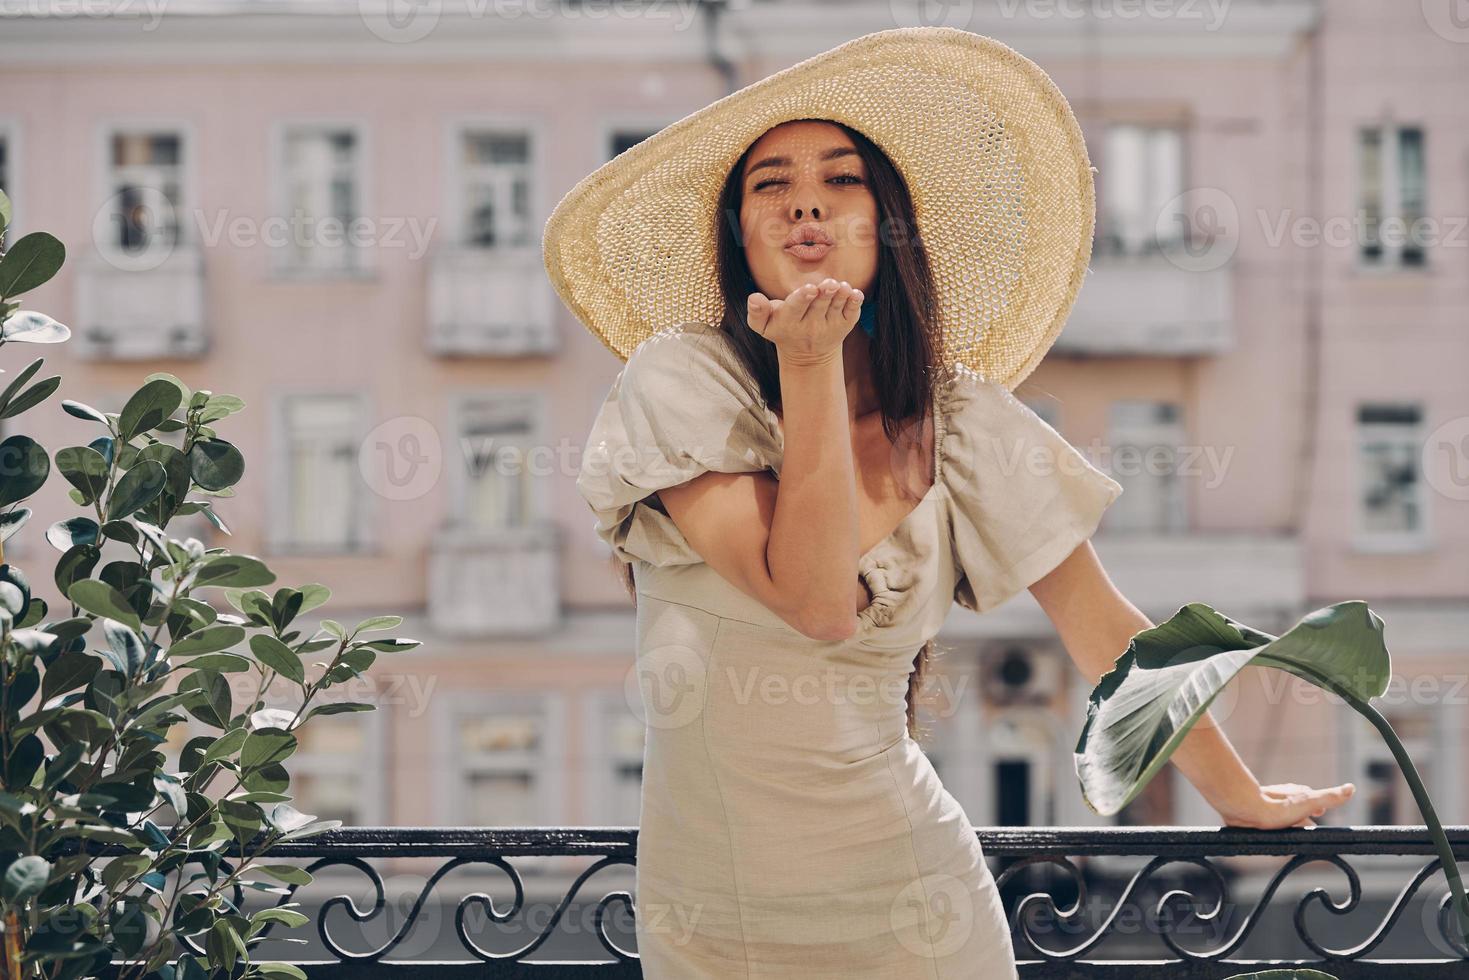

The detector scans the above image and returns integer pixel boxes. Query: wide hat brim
[542,25,1095,392]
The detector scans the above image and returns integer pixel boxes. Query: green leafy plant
[1074,600,1469,952]
[0,190,422,978]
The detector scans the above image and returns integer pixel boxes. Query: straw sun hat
[541,25,1095,392]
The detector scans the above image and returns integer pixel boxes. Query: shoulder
[617,319,764,414]
[624,320,743,377]
[936,364,1121,497]
[936,365,1039,438]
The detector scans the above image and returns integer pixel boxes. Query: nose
[788,173,824,223]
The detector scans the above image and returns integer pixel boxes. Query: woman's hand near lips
[747,278,863,364]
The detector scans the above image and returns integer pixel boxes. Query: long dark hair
[611,119,947,742]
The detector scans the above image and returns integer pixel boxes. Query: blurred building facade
[0,0,1465,847]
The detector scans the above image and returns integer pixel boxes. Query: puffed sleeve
[575,321,780,567]
[939,372,1123,614]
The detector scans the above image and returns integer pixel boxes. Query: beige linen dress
[576,320,1122,979]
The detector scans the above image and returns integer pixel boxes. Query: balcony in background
[74,247,208,359]
[428,246,558,356]
[1056,253,1234,357]
[427,521,560,636]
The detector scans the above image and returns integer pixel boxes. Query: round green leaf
[0,232,66,298]
[55,445,110,506]
[250,634,303,683]
[189,437,245,491]
[169,624,246,657]
[107,459,167,521]
[46,516,99,551]
[2,855,52,902]
[0,435,50,507]
[118,378,184,442]
[194,555,274,589]
[1,311,70,345]
[67,579,141,633]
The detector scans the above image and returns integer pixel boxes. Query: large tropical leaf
[1075,600,1387,816]
[1075,599,1468,948]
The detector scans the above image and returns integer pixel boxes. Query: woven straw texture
[542,25,1094,392]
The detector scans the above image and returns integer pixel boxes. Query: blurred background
[1,0,1466,963]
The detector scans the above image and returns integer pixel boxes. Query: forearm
[1166,707,1262,819]
[1066,593,1259,819]
[765,349,860,633]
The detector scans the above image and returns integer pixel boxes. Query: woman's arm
[658,279,868,640]
[1029,540,1355,829]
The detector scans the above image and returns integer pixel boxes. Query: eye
[752,174,865,191]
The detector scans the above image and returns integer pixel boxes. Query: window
[1106,400,1187,534]
[1356,403,1426,548]
[601,699,645,826]
[277,125,362,273]
[456,393,540,531]
[275,393,366,552]
[608,129,658,160]
[458,130,532,248]
[1360,710,1437,825]
[103,130,184,259]
[1359,125,1426,268]
[448,696,559,826]
[1099,124,1185,257]
[290,709,379,826]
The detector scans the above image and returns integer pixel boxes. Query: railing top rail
[250,825,1469,858]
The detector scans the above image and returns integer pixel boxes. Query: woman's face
[737,120,880,303]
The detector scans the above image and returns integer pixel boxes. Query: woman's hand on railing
[1213,780,1356,830]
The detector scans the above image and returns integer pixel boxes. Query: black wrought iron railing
[172,826,1469,978]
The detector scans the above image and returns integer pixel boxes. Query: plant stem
[3,907,24,980]
[1356,698,1469,950]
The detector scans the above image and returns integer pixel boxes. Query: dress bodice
[575,318,1123,648]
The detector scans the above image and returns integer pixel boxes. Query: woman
[546,27,1354,978]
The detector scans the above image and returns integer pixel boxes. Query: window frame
[433,690,567,826]
[441,114,545,252]
[1097,120,1190,259]
[93,118,196,268]
[446,387,549,532]
[1353,401,1432,554]
[267,388,377,556]
[269,117,372,279]
[1356,121,1429,272]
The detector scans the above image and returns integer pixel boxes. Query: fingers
[802,278,841,323]
[784,280,820,318]
[1284,783,1355,826]
[747,293,771,336]
[838,281,864,324]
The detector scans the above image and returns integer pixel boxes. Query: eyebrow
[745,145,861,180]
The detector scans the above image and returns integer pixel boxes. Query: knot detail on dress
[857,558,900,629]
